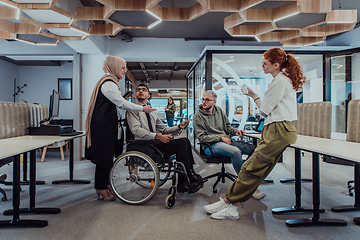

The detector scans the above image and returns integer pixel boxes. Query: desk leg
[280,151,312,183]
[52,139,90,184]
[4,150,60,216]
[21,152,45,185]
[332,163,360,212]
[3,153,45,186]
[273,149,316,214]
[286,153,347,227]
[0,155,47,228]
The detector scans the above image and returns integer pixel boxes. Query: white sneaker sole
[211,214,239,220]
[252,193,266,200]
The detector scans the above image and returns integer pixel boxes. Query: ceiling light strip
[274,12,300,22]
[35,42,59,46]
[15,38,35,45]
[148,20,161,29]
[146,10,162,21]
[326,21,355,24]
[303,40,325,47]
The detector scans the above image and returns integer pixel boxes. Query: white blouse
[100,81,143,118]
[256,71,297,126]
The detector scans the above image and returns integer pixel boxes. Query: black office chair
[0,157,14,201]
[199,143,237,193]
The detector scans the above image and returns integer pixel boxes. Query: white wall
[0,59,19,102]
[18,62,74,119]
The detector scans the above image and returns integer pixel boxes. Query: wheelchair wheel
[110,151,160,205]
[165,194,176,208]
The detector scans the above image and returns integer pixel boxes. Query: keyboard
[60,131,83,136]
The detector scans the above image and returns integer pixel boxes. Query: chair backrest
[346,99,360,143]
[292,101,331,139]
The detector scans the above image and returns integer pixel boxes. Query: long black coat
[85,80,122,168]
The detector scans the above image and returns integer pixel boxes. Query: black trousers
[95,165,110,190]
[156,138,195,174]
[128,137,195,175]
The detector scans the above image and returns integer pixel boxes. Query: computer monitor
[49,89,60,120]
[39,89,60,126]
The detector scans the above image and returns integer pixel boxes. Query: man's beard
[203,105,212,111]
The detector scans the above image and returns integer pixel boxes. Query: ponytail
[264,48,305,91]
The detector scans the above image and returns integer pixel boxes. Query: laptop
[245,118,264,134]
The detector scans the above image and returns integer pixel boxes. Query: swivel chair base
[204,162,236,193]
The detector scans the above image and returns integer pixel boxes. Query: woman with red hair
[204,47,305,220]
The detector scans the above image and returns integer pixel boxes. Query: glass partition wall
[330,51,360,140]
[187,56,205,148]
[187,50,323,147]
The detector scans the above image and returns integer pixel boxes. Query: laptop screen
[256,119,265,131]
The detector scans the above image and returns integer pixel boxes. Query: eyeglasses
[122,67,128,72]
[202,98,215,102]
[261,61,268,67]
[136,87,148,92]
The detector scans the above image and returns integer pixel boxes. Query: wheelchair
[108,120,193,208]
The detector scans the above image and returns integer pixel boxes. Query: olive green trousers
[226,121,297,203]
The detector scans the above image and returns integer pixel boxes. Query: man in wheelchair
[126,84,204,193]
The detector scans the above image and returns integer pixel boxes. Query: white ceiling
[23,10,72,24]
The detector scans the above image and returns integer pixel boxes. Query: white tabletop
[292,135,360,164]
[244,133,261,139]
[244,133,360,164]
[0,134,84,160]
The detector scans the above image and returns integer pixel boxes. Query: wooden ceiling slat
[188,3,207,21]
[0,5,18,19]
[0,29,14,39]
[90,24,114,35]
[76,7,104,20]
[0,0,357,46]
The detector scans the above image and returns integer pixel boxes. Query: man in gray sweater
[194,90,265,200]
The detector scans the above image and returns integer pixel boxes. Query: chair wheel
[165,195,176,208]
[213,189,218,194]
[2,196,7,201]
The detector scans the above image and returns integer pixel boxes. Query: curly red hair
[263,47,305,91]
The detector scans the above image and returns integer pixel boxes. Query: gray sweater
[193,105,238,143]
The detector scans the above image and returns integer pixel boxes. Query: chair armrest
[198,142,215,156]
[128,139,164,159]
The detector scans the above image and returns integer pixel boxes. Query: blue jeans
[204,141,256,175]
[167,116,174,127]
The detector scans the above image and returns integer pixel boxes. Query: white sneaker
[204,198,229,214]
[252,189,266,200]
[211,205,239,220]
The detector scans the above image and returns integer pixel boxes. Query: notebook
[245,118,264,133]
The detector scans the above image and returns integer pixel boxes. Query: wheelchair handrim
[110,151,160,205]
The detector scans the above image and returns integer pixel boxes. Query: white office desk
[284,136,360,227]
[244,133,360,226]
[0,134,88,228]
